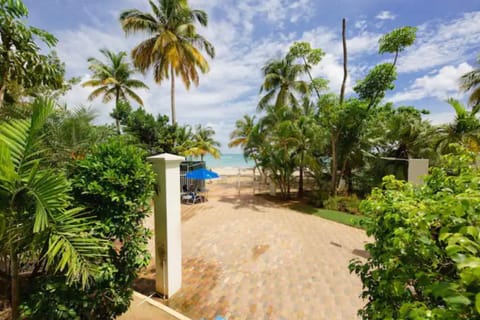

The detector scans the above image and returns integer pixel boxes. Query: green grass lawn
[290,203,367,230]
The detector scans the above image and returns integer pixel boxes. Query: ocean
[195,154,254,168]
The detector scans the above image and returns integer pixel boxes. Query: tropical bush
[0,98,106,319]
[323,195,361,215]
[350,147,480,319]
[22,138,155,319]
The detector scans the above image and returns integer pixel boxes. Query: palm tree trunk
[10,245,19,319]
[171,65,176,125]
[0,80,6,109]
[298,152,304,198]
[339,158,348,195]
[331,131,338,196]
[0,34,11,109]
[115,87,121,134]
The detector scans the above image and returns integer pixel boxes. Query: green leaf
[476,293,480,314]
[444,295,471,306]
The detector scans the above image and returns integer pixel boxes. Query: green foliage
[82,49,148,106]
[354,63,397,107]
[287,42,328,99]
[22,138,155,319]
[43,106,116,167]
[287,41,325,66]
[70,138,154,318]
[436,98,480,154]
[0,98,106,318]
[350,148,480,319]
[110,99,132,126]
[291,204,366,229]
[0,0,65,107]
[122,107,176,155]
[120,0,215,124]
[183,124,221,160]
[459,54,480,107]
[323,195,361,215]
[378,26,417,56]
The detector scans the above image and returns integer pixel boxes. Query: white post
[408,158,429,186]
[147,153,184,298]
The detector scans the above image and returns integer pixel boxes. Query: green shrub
[22,138,155,319]
[309,189,329,207]
[323,195,361,215]
[350,147,480,319]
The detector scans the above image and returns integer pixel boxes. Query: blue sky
[24,0,480,153]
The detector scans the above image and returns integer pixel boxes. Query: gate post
[147,153,184,298]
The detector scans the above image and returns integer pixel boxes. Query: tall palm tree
[82,49,148,133]
[258,56,309,110]
[460,55,480,107]
[120,0,215,125]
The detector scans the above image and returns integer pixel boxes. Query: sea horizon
[192,153,254,168]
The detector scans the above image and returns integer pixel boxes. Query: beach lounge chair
[181,185,201,204]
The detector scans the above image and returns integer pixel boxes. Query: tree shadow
[216,193,280,211]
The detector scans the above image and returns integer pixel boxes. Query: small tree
[350,146,480,319]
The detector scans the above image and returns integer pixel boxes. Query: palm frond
[46,208,107,288]
[124,87,144,106]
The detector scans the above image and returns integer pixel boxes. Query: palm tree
[255,104,298,198]
[120,0,215,125]
[229,115,256,149]
[258,56,309,110]
[44,106,115,166]
[82,49,148,133]
[0,98,106,318]
[436,98,480,153]
[174,124,194,155]
[184,124,220,160]
[289,99,318,197]
[460,55,480,107]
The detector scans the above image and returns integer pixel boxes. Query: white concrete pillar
[147,153,185,298]
[408,158,429,186]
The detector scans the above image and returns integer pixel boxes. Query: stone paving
[143,178,370,320]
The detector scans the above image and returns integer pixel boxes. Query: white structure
[147,153,184,298]
[408,158,429,186]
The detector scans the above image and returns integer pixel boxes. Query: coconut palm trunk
[115,87,121,134]
[298,152,304,198]
[171,65,176,125]
[10,245,20,319]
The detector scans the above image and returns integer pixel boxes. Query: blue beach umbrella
[185,168,220,180]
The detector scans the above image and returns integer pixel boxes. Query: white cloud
[389,63,473,103]
[354,19,367,31]
[397,12,480,73]
[376,11,396,20]
[423,111,456,125]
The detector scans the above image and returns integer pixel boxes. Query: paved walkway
[142,178,369,319]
